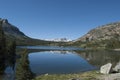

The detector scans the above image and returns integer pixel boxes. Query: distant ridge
[45,38,71,42]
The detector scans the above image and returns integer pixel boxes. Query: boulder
[100,63,112,74]
[113,62,120,73]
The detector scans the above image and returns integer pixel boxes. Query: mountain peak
[0,18,28,39]
[0,18,8,23]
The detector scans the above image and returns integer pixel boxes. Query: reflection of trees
[76,50,120,68]
[0,53,16,76]
[15,49,34,80]
[6,40,16,72]
[0,56,5,74]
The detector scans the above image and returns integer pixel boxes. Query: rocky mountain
[77,22,120,42]
[74,22,120,49]
[0,18,52,46]
[0,18,28,40]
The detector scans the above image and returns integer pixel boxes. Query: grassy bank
[33,70,102,80]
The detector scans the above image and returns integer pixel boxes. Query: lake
[1,46,120,80]
[29,51,95,75]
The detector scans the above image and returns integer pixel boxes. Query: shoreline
[33,70,101,80]
[33,70,120,80]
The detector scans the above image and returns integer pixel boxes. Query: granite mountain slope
[74,22,120,49]
[77,22,120,42]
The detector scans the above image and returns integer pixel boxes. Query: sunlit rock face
[77,22,120,42]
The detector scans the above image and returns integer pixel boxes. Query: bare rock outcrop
[77,22,120,42]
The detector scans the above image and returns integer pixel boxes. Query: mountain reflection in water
[76,50,120,68]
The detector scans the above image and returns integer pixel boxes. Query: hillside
[73,22,120,49]
[0,19,28,39]
[0,18,54,46]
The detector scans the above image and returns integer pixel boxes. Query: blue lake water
[29,51,96,75]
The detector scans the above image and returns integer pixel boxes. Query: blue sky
[0,0,120,40]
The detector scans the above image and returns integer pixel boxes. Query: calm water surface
[29,51,95,75]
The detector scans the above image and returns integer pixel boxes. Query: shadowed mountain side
[0,18,65,46]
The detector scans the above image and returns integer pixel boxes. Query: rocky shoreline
[33,62,120,80]
[33,71,120,80]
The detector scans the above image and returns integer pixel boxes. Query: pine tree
[0,21,6,74]
[0,21,6,57]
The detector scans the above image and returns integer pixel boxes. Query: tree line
[0,20,16,74]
